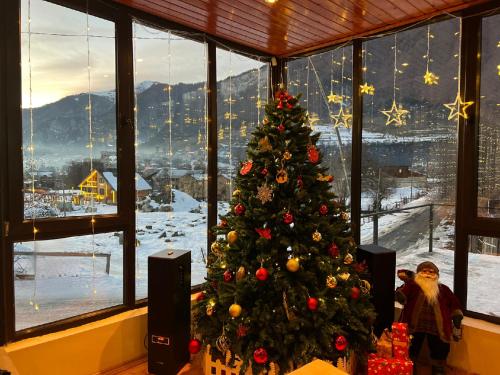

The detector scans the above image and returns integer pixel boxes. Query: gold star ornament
[256,183,273,204]
[331,107,352,128]
[381,100,409,127]
[423,69,439,85]
[327,91,343,104]
[443,93,474,120]
[360,82,375,95]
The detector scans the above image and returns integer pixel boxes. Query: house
[79,169,152,204]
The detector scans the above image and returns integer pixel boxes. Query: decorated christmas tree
[192,90,376,374]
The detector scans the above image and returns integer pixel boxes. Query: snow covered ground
[14,188,499,330]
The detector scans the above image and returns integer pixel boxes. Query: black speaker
[148,249,191,375]
[357,244,396,337]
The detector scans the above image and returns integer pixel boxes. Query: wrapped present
[368,354,413,375]
[376,329,393,359]
[393,339,410,360]
[391,323,409,342]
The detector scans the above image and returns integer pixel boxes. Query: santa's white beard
[415,272,440,304]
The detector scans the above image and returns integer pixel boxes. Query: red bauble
[328,243,340,258]
[261,167,268,176]
[307,297,319,311]
[223,270,233,282]
[351,286,361,299]
[286,102,293,109]
[335,335,348,351]
[256,267,269,281]
[297,176,303,189]
[278,124,285,133]
[255,227,272,239]
[219,219,228,227]
[283,212,294,224]
[196,292,206,302]
[277,101,284,109]
[188,338,202,354]
[308,145,319,163]
[319,204,328,215]
[234,203,246,216]
[253,348,268,364]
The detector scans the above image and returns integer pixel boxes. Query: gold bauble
[286,258,300,272]
[283,150,292,160]
[229,303,242,317]
[211,242,222,255]
[338,272,350,281]
[276,168,288,184]
[344,253,354,265]
[341,211,349,221]
[227,230,238,245]
[206,304,214,316]
[326,275,337,288]
[236,266,246,281]
[312,230,322,242]
[360,279,371,294]
[232,189,241,197]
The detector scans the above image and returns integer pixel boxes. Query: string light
[228,51,234,198]
[360,45,375,95]
[166,31,174,256]
[331,48,352,128]
[381,34,409,127]
[424,25,439,85]
[327,50,342,103]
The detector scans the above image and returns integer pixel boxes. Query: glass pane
[287,46,353,207]
[216,49,269,204]
[477,14,500,218]
[360,19,460,290]
[468,235,500,315]
[14,232,123,330]
[133,23,208,297]
[21,0,117,219]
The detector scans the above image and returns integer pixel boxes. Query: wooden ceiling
[114,0,489,57]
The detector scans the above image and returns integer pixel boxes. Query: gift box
[392,339,409,360]
[391,323,409,342]
[376,329,393,359]
[367,354,413,375]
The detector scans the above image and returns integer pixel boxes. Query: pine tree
[193,90,376,374]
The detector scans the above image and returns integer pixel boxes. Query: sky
[21,0,268,108]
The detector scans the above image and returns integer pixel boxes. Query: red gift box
[391,323,409,341]
[368,354,413,375]
[393,339,410,360]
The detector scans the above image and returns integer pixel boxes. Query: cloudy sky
[21,0,267,108]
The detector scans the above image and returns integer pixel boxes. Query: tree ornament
[236,266,246,281]
[253,348,268,364]
[307,297,319,311]
[341,211,349,221]
[227,230,238,245]
[317,173,334,182]
[261,167,268,176]
[223,270,233,282]
[211,241,223,256]
[339,272,350,281]
[283,150,292,160]
[286,257,300,272]
[188,338,202,354]
[319,204,328,215]
[287,102,293,109]
[360,279,371,295]
[240,160,253,175]
[277,123,285,133]
[283,212,294,224]
[256,183,273,204]
[344,253,354,265]
[232,189,241,197]
[283,291,297,321]
[206,304,214,316]
[307,145,320,163]
[263,117,269,125]
[258,136,273,152]
[229,303,242,317]
[444,92,474,120]
[328,243,340,258]
[234,203,246,216]
[277,101,284,110]
[335,335,348,351]
[256,267,269,281]
[216,329,231,353]
[237,324,248,338]
[219,219,228,227]
[255,227,272,239]
[276,168,288,184]
[312,230,322,242]
[351,286,361,299]
[326,275,337,288]
[196,292,206,302]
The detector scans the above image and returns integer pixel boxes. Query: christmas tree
[192,90,376,374]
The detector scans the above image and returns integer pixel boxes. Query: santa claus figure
[396,261,463,375]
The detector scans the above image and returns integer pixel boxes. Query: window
[21,0,117,219]
[477,14,500,218]
[287,46,353,207]
[216,49,268,204]
[360,19,460,290]
[133,23,208,297]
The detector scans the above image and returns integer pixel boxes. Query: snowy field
[14,188,499,330]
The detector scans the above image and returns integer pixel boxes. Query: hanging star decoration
[308,112,320,127]
[331,106,352,128]
[327,91,343,104]
[381,100,409,127]
[423,69,439,85]
[360,82,375,95]
[256,183,273,204]
[218,128,224,140]
[497,64,500,77]
[444,92,474,120]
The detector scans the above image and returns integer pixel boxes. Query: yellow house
[79,169,152,204]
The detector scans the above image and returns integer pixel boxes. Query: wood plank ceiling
[114,0,489,57]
